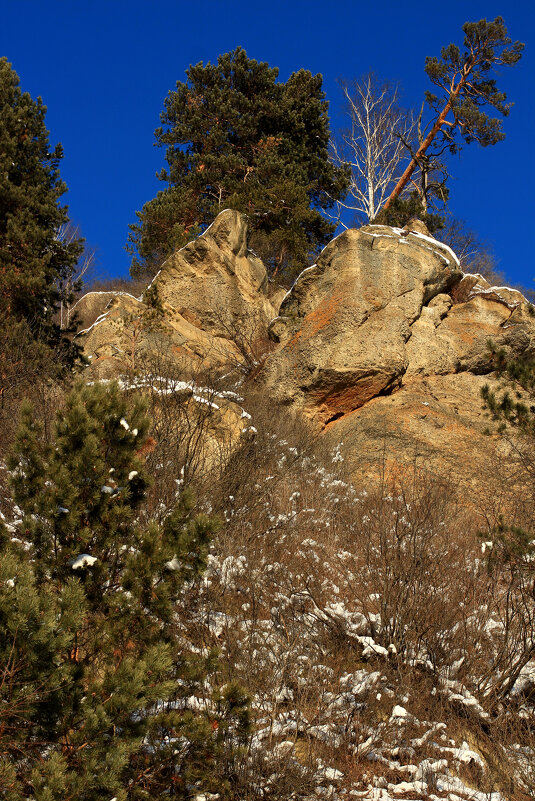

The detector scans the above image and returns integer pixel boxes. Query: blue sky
[2,0,533,286]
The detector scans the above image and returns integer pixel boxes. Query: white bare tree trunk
[55,222,96,328]
[329,74,416,225]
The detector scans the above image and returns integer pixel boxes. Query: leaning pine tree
[381,16,524,212]
[127,47,349,280]
[0,380,249,800]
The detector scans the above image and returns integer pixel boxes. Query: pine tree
[480,345,535,699]
[0,57,83,359]
[127,47,349,280]
[373,190,445,231]
[1,380,249,799]
[481,339,535,432]
[382,16,523,210]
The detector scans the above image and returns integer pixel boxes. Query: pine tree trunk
[382,67,470,210]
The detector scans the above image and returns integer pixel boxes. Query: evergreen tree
[382,16,523,211]
[127,47,349,279]
[373,190,445,231]
[481,339,535,433]
[480,344,535,698]
[1,380,249,799]
[0,57,82,358]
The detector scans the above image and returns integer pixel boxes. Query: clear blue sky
[2,0,533,286]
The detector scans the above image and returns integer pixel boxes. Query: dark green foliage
[374,191,445,232]
[425,17,523,148]
[1,380,249,799]
[127,47,349,279]
[483,518,535,569]
[0,58,83,361]
[481,340,535,431]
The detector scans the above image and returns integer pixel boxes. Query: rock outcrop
[264,222,464,424]
[75,212,535,482]
[77,210,277,378]
[262,221,535,480]
[154,207,275,338]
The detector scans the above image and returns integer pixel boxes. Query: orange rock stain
[286,290,345,352]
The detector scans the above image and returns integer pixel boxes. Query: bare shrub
[173,393,507,793]
[83,274,148,297]
[209,306,276,379]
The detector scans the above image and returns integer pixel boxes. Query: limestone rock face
[76,293,243,379]
[76,209,276,378]
[75,212,535,484]
[326,372,512,484]
[154,208,275,338]
[70,291,126,332]
[74,209,278,470]
[262,223,535,479]
[264,225,463,424]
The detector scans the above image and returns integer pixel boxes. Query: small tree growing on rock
[383,16,523,211]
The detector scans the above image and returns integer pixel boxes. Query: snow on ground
[2,400,534,799]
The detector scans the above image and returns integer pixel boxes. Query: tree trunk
[382,69,469,210]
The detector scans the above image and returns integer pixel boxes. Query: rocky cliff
[75,211,535,482]
[76,209,278,378]
[263,220,534,481]
[66,213,535,797]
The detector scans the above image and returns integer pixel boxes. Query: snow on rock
[434,773,505,801]
[359,636,390,659]
[511,661,535,696]
[76,311,111,337]
[387,779,427,795]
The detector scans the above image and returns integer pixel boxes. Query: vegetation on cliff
[127,47,349,280]
[0,57,83,360]
[1,15,534,801]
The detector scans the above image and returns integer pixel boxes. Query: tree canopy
[383,16,524,210]
[0,57,82,358]
[127,47,349,279]
[1,380,249,799]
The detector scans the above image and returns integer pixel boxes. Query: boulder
[76,209,277,379]
[264,224,462,424]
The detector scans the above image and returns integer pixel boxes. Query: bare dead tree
[329,74,416,224]
[55,222,97,328]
